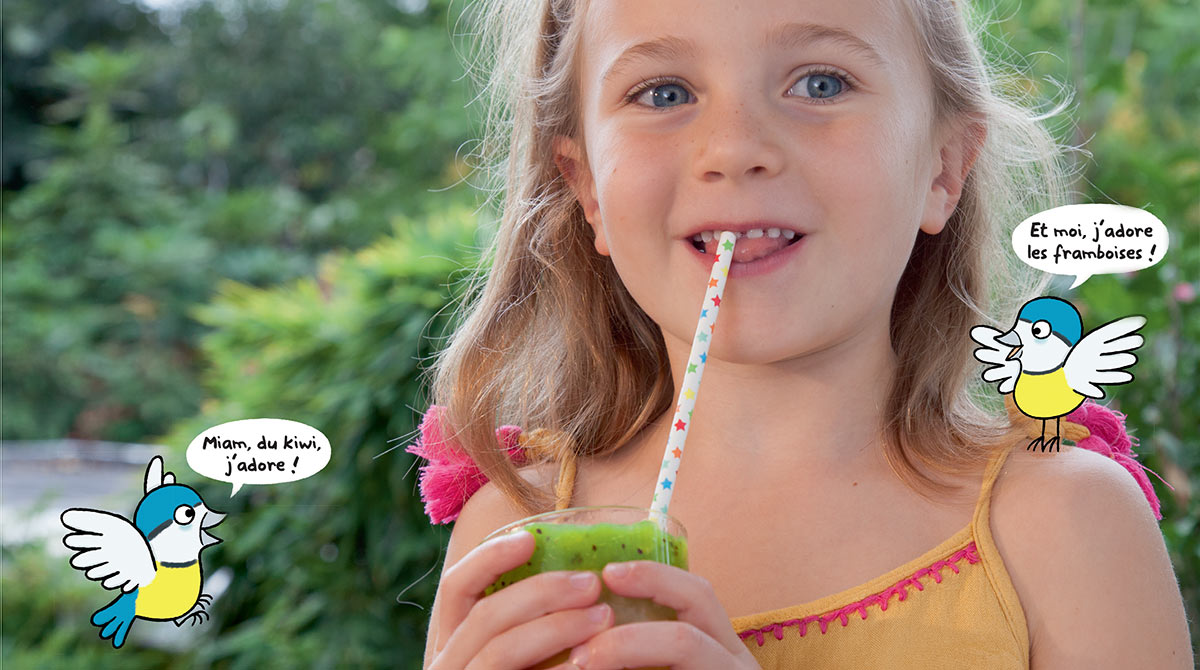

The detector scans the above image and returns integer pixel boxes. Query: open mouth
[689,228,804,263]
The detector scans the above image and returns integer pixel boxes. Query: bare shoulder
[444,462,557,570]
[989,445,1192,668]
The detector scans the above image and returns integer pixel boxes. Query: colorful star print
[652,230,735,519]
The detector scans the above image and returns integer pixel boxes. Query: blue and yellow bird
[61,456,225,648]
[971,296,1145,451]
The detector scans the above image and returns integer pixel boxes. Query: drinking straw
[650,230,737,525]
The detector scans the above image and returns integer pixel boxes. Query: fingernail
[569,644,591,666]
[569,572,596,590]
[586,603,609,623]
[604,562,630,578]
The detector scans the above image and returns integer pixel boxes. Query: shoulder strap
[972,445,1014,528]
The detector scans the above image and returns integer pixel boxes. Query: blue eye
[630,81,692,109]
[626,68,852,110]
[795,72,845,99]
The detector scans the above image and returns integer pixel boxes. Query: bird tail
[91,591,137,648]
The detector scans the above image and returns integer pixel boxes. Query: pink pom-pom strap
[1065,400,1171,520]
[406,405,525,525]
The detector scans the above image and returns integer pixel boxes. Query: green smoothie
[483,512,688,670]
[485,519,688,600]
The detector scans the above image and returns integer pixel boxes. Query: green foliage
[152,209,480,669]
[2,46,211,441]
[2,0,478,440]
[1,541,181,669]
[988,0,1200,641]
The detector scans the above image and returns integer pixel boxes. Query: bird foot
[174,604,211,627]
[1027,436,1044,451]
[1044,436,1060,452]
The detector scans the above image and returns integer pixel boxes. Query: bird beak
[201,510,226,529]
[997,330,1022,360]
[200,508,225,547]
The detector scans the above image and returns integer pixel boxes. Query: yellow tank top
[135,561,201,620]
[730,446,1028,668]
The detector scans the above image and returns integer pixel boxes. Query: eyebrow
[600,21,886,85]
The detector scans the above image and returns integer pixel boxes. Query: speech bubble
[1012,203,1168,289]
[187,418,331,497]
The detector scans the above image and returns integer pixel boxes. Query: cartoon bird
[61,456,225,648]
[971,296,1145,451]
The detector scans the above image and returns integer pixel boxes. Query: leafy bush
[151,208,481,668]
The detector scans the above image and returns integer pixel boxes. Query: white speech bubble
[187,418,331,497]
[1012,203,1168,289]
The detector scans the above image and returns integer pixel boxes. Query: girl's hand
[566,561,761,669]
[427,530,615,669]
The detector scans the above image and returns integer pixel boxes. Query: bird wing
[1064,315,1146,399]
[970,325,1020,394]
[61,508,156,593]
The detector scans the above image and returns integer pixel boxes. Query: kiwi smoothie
[482,506,688,669]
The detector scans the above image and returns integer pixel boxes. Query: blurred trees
[3,0,477,441]
[2,0,1197,665]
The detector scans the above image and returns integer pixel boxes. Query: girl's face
[555,0,975,366]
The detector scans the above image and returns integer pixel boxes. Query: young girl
[412,0,1192,667]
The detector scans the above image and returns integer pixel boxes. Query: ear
[553,135,608,256]
[920,119,986,235]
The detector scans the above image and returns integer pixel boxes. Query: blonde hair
[429,0,1072,517]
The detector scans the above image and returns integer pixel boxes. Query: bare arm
[994,447,1193,669]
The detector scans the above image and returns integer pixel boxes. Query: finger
[437,567,606,669]
[599,561,745,655]
[568,620,753,670]
[467,602,613,670]
[437,531,537,636]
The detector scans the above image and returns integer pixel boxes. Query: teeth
[690,228,800,242]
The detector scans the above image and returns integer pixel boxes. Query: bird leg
[1028,420,1046,451]
[1045,416,1061,452]
[174,597,213,627]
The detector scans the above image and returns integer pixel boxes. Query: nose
[693,94,785,183]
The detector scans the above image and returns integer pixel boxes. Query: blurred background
[1,0,1196,666]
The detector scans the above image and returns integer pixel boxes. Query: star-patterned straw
[651,230,737,524]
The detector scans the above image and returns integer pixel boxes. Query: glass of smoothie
[481,505,688,670]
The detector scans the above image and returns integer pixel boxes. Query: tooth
[701,231,713,242]
[767,228,781,238]
[782,230,796,240]
[746,228,763,238]
[735,231,746,238]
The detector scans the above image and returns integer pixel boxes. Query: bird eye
[1031,320,1051,339]
[174,505,196,524]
